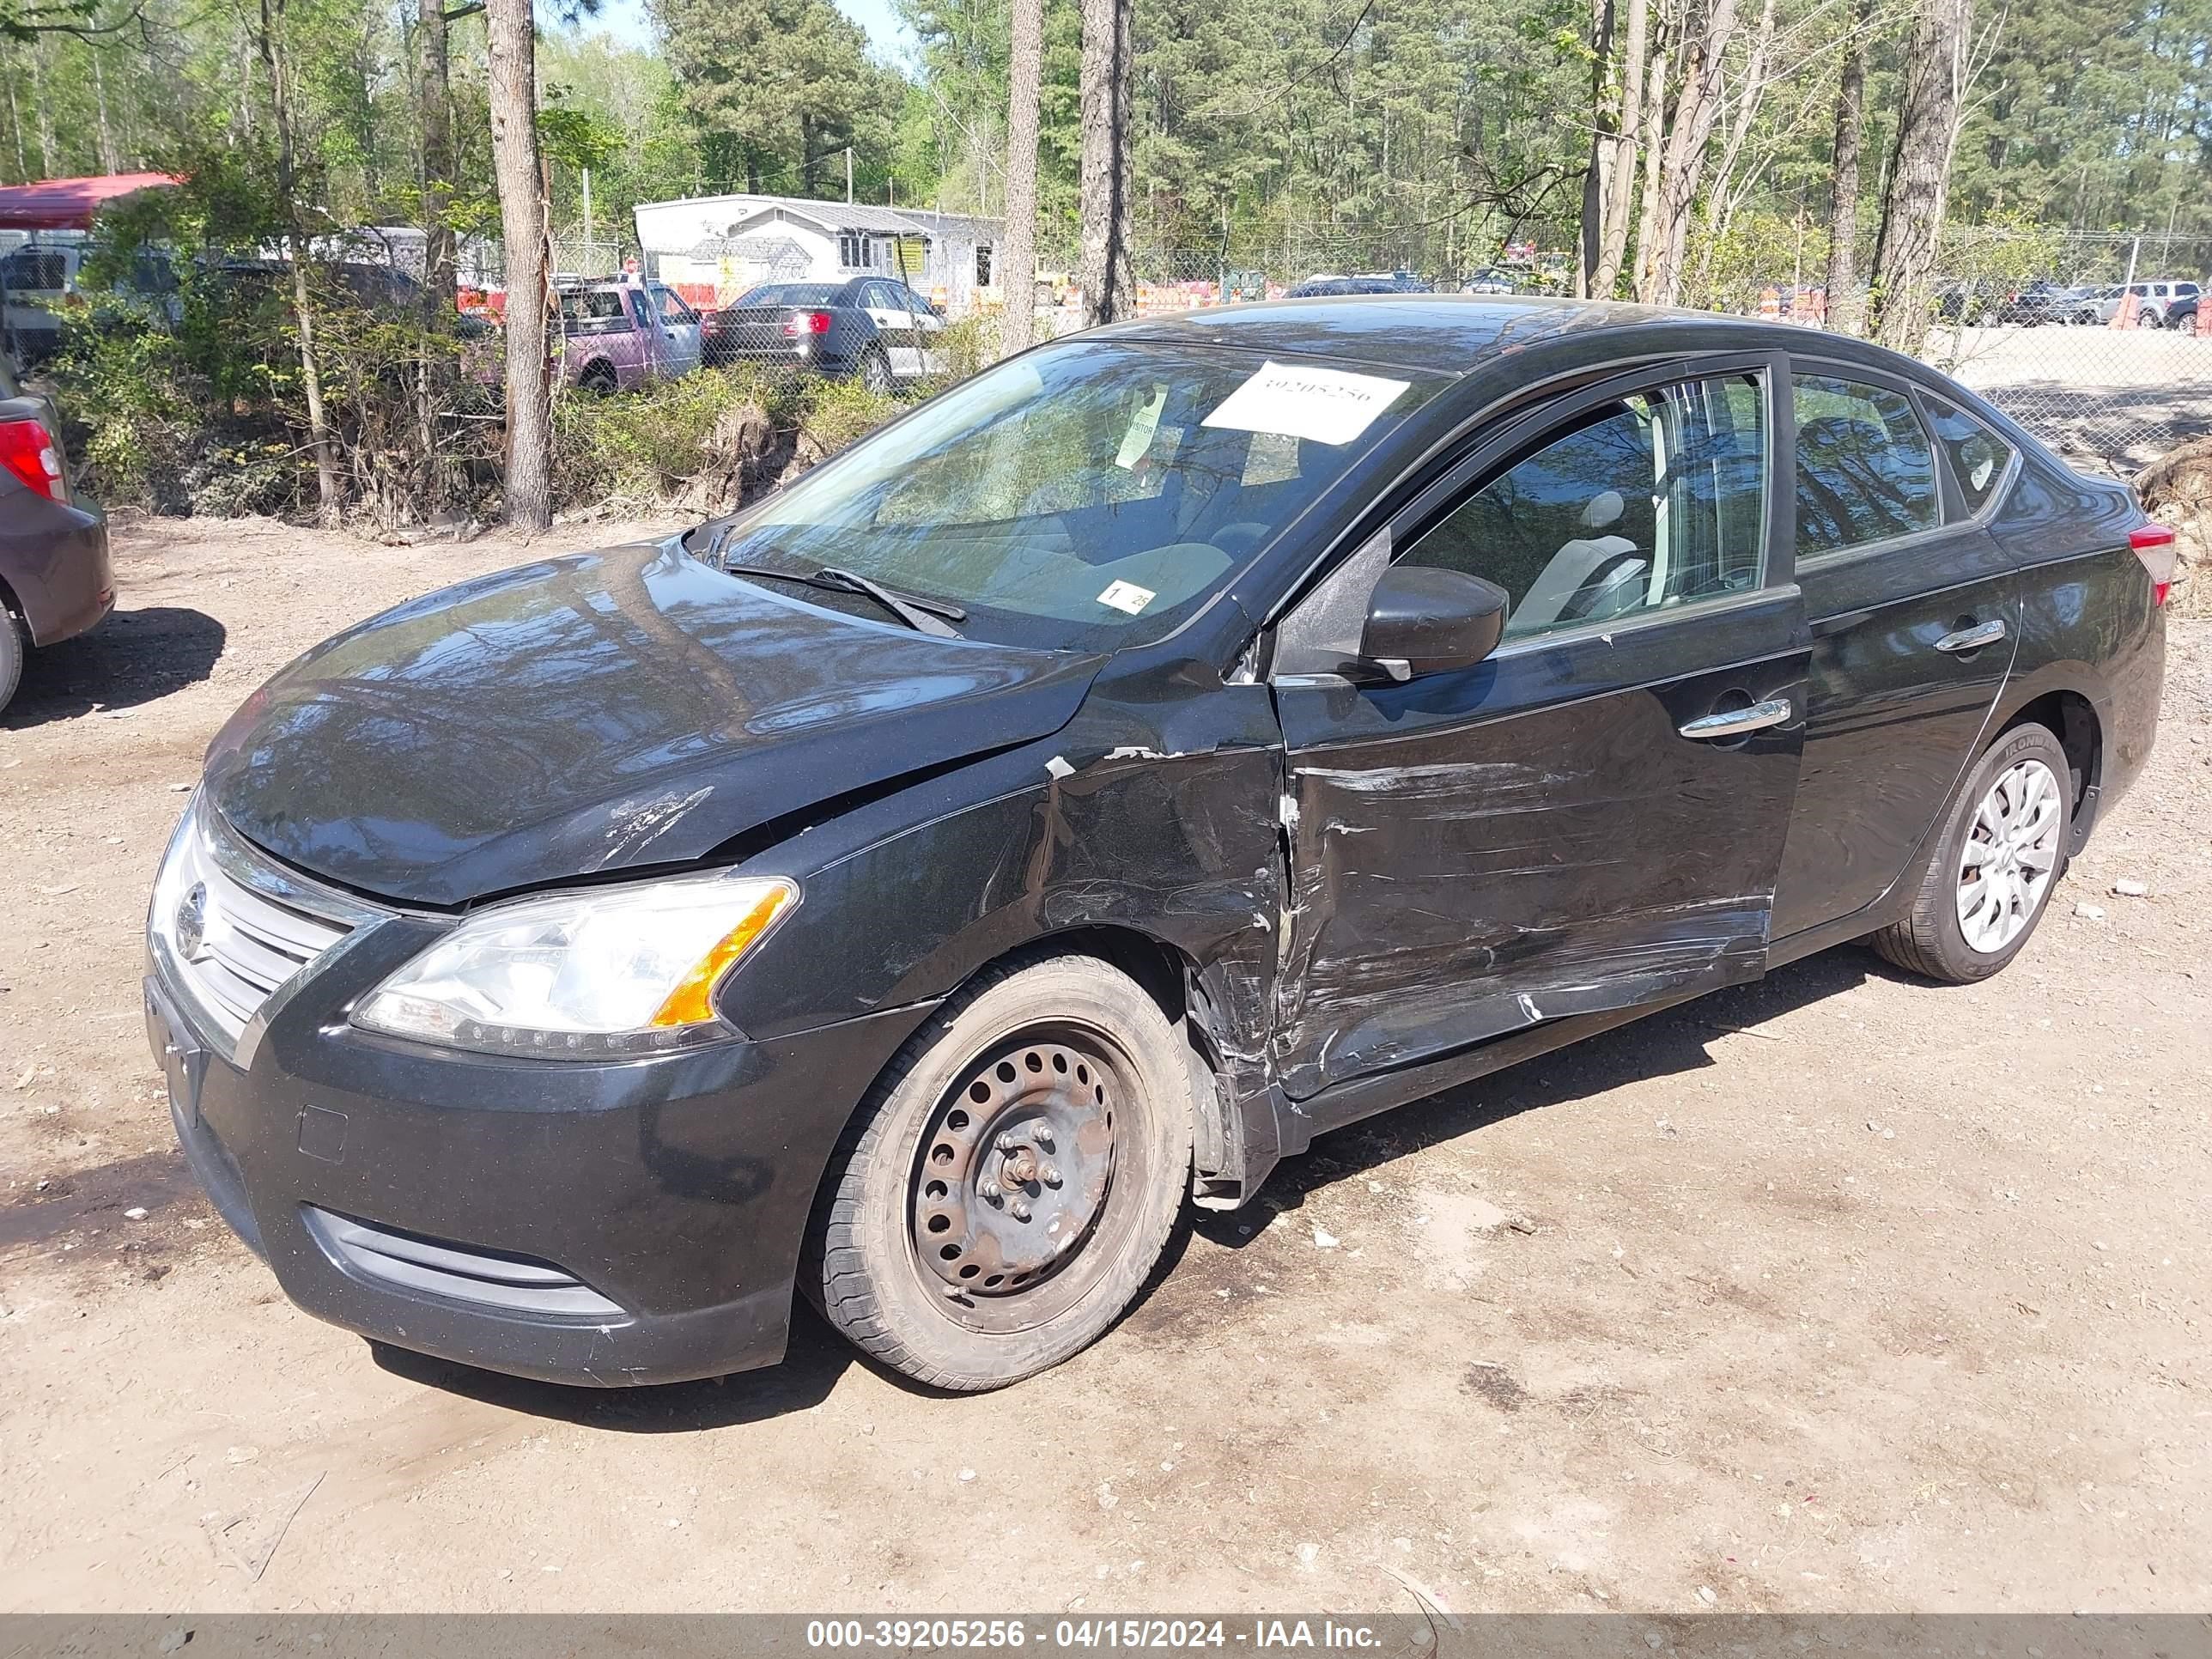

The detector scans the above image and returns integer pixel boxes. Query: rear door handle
[1935,618,2007,653]
[1678,696,1792,740]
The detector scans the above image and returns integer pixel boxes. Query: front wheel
[805,954,1194,1390]
[1869,722,2071,983]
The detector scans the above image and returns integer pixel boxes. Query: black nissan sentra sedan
[148,298,2170,1391]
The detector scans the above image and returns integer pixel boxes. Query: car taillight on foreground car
[782,310,832,337]
[0,417,67,504]
[2130,523,2178,607]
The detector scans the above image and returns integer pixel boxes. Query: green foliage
[647,0,909,199]
[795,374,902,459]
[549,366,910,514]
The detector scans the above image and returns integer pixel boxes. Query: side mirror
[1360,566,1510,679]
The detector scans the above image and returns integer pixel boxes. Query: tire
[804,952,1195,1391]
[1869,722,2071,984]
[579,361,617,395]
[0,608,21,716]
[859,348,895,395]
[2141,308,2164,331]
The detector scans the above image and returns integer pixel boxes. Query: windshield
[737,283,842,307]
[712,340,1437,650]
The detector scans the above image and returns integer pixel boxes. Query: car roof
[1089,294,1905,378]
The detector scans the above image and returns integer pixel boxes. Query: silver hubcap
[1956,757,2063,954]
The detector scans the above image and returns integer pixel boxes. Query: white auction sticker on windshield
[1200,360,1412,447]
[1097,580,1157,615]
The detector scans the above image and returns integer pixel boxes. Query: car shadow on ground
[1194,942,1919,1240]
[369,943,1918,1428]
[4,605,227,727]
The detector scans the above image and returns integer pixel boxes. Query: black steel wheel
[805,953,1194,1389]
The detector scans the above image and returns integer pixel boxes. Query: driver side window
[1400,373,1768,643]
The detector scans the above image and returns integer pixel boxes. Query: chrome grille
[150,794,383,1058]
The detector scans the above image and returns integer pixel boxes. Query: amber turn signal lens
[649,882,798,1028]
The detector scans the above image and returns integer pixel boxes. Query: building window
[838,232,870,270]
[975,243,994,289]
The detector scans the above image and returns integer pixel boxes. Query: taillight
[2130,522,2177,607]
[0,417,66,504]
[782,310,832,337]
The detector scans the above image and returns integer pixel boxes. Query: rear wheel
[860,348,895,395]
[1870,722,2071,983]
[0,608,22,716]
[579,360,617,395]
[805,954,1194,1390]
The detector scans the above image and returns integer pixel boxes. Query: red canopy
[0,173,179,232]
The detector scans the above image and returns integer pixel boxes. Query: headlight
[351,874,797,1057]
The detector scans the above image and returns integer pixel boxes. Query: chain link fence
[455,223,2209,472]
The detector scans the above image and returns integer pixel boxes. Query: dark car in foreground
[702,278,945,391]
[147,297,2169,1392]
[2,350,112,714]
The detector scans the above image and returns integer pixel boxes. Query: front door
[1271,362,1808,1099]
[650,283,702,376]
[1768,370,2024,941]
[862,281,921,377]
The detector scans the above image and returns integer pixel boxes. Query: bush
[552,365,906,514]
[789,374,901,470]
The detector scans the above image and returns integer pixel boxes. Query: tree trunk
[1638,0,1739,307]
[1822,0,1873,334]
[416,0,459,515]
[30,40,54,174]
[1868,0,1970,351]
[1631,44,1668,299]
[91,51,121,173]
[255,0,343,526]
[1593,0,1649,297]
[999,0,1044,356]
[1579,0,1618,298]
[488,0,554,532]
[4,56,27,181]
[418,0,457,307]
[1077,0,1134,327]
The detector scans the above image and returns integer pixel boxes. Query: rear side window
[1401,371,1768,642]
[1921,393,2015,514]
[2,249,68,292]
[560,289,629,336]
[1793,374,1939,557]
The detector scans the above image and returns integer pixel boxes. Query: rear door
[1767,366,2023,941]
[1270,357,1808,1099]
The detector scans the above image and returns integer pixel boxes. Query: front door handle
[1678,696,1792,740]
[1935,618,2007,653]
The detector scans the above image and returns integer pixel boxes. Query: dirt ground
[2,515,2208,1616]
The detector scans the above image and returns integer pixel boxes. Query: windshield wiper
[722,561,964,638]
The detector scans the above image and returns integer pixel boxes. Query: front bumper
[146,917,933,1387]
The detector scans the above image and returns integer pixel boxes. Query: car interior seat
[1510,489,1651,631]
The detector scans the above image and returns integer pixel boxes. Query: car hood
[204,540,1100,906]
